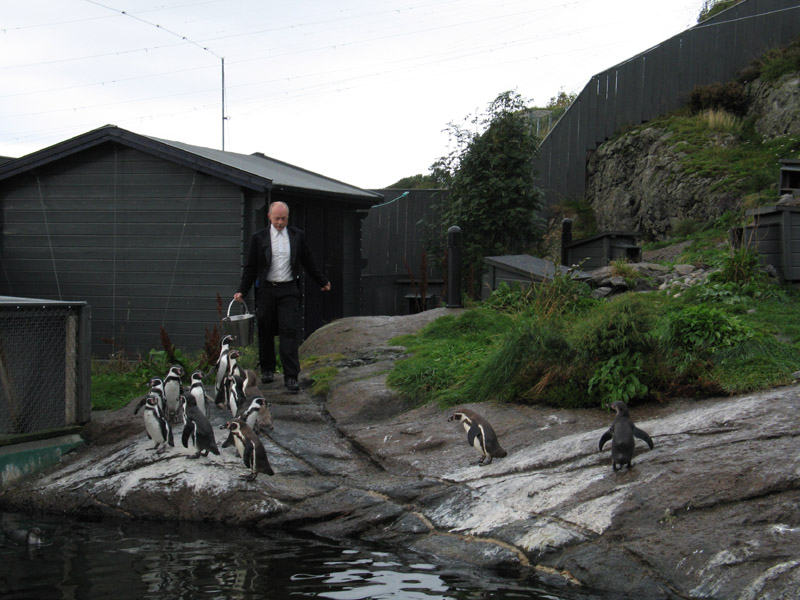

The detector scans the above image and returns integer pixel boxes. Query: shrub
[663,304,752,356]
[688,81,749,117]
[587,351,649,409]
[570,294,657,360]
[465,321,573,403]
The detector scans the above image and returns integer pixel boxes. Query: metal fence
[0,297,91,438]
[535,0,800,209]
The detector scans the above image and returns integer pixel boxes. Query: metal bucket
[221,299,255,346]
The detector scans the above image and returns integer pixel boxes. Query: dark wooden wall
[361,189,447,316]
[535,0,800,209]
[0,143,247,357]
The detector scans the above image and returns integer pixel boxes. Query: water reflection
[1,513,600,599]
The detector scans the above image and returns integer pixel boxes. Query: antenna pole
[221,57,226,150]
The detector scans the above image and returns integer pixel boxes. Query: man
[234,201,330,393]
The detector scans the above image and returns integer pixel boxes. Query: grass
[386,249,800,410]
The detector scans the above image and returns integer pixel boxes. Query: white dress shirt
[266,225,293,282]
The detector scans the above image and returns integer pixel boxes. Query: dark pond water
[0,513,606,599]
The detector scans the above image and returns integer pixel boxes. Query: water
[0,513,603,599]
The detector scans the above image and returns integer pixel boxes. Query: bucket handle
[227,299,251,318]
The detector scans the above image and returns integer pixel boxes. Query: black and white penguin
[448,408,507,466]
[142,394,174,454]
[214,335,234,407]
[133,377,166,415]
[224,418,274,480]
[179,395,220,459]
[1,524,43,546]
[598,401,654,471]
[164,365,185,423]
[226,373,247,418]
[221,397,273,448]
[188,370,211,417]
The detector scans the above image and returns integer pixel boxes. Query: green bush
[569,294,657,360]
[587,351,649,410]
[663,304,752,358]
[688,81,750,117]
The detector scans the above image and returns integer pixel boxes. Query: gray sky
[1,0,703,188]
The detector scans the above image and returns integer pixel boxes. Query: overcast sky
[1,0,704,189]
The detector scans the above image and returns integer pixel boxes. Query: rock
[2,310,800,599]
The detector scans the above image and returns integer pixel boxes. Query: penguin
[2,524,43,546]
[188,369,211,417]
[142,393,174,454]
[598,400,654,471]
[178,395,220,459]
[221,397,273,448]
[214,335,234,407]
[133,377,165,415]
[224,418,274,480]
[226,373,247,418]
[448,408,507,466]
[164,365,185,423]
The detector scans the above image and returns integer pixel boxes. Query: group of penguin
[135,334,651,478]
[133,335,275,481]
[450,400,654,471]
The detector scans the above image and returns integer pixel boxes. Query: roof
[0,125,382,204]
[564,231,641,249]
[484,254,590,281]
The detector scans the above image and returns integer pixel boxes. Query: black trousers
[255,282,301,379]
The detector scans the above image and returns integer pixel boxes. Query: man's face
[269,204,289,232]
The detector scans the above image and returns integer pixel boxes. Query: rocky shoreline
[2,307,800,599]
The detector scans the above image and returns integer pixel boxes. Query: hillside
[582,61,800,242]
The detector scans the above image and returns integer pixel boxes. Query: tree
[430,90,545,296]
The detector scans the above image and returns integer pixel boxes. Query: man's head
[268,201,289,232]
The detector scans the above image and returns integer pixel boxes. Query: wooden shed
[562,230,642,270]
[0,125,382,357]
[732,204,800,282]
[482,254,589,300]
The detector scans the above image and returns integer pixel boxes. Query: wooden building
[0,125,382,357]
[562,231,642,271]
[732,204,800,283]
[482,255,589,300]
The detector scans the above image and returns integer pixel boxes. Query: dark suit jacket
[237,226,328,298]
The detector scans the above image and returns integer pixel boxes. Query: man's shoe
[285,377,299,393]
[261,371,274,384]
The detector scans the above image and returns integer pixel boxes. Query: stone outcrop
[584,71,799,241]
[2,308,799,599]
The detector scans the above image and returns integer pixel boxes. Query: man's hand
[233,292,244,302]
[321,282,331,292]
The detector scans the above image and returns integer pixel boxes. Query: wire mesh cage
[0,297,91,438]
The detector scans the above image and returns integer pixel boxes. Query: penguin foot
[186,453,201,459]
[241,473,257,481]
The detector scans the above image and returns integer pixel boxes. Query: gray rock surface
[2,307,800,598]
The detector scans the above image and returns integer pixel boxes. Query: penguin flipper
[466,423,482,449]
[599,428,613,451]
[243,442,254,468]
[181,421,195,449]
[133,397,146,414]
[633,426,654,450]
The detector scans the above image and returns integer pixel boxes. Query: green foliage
[430,90,545,295]
[570,294,657,359]
[308,366,339,397]
[698,0,741,23]
[689,81,750,117]
[754,37,800,82]
[384,174,440,189]
[708,246,766,286]
[663,305,752,359]
[464,321,572,404]
[387,308,512,404]
[587,352,649,410]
